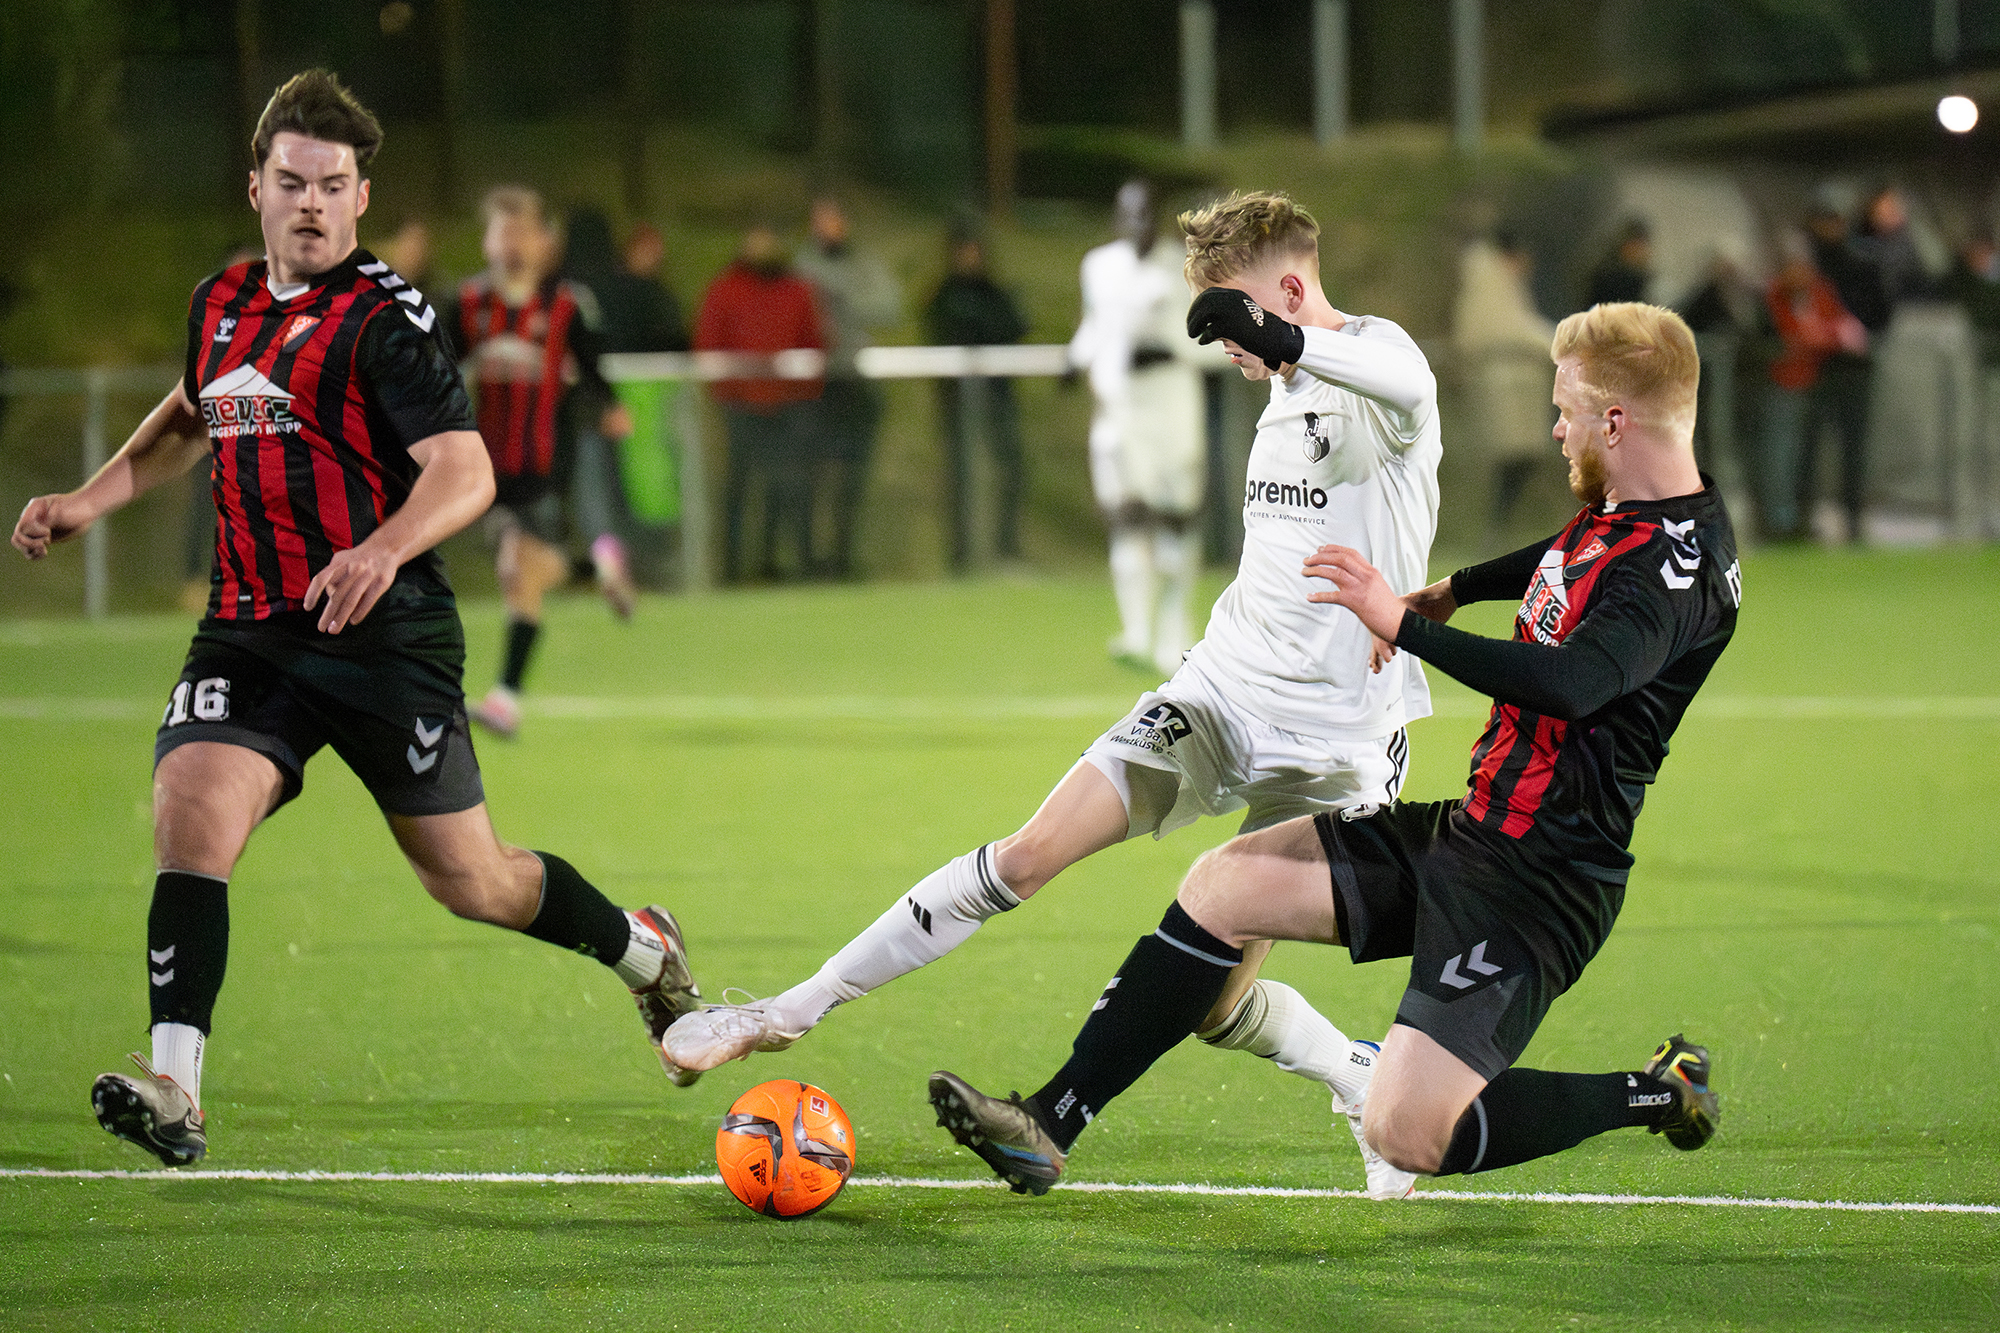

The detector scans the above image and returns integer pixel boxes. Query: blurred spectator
[1586,218,1652,307]
[1801,203,1884,542]
[376,214,435,289]
[1947,227,2000,363]
[1760,235,1868,542]
[565,211,688,354]
[1852,187,1931,309]
[927,226,1029,571]
[1675,238,1762,493]
[695,224,824,582]
[1453,228,1555,550]
[795,196,902,578]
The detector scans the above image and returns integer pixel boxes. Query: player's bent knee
[1361,1096,1451,1175]
[1175,844,1256,943]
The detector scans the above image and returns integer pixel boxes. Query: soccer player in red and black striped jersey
[927,303,1740,1198]
[447,186,634,740]
[10,71,705,1168]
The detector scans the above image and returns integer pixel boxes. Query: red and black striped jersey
[183,249,474,621]
[446,275,608,502]
[1397,483,1741,887]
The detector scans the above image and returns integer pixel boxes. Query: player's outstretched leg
[1200,981,1415,1199]
[666,761,1138,1073]
[929,900,1242,1192]
[1379,1029,1720,1180]
[666,843,1022,1071]
[391,809,705,1085]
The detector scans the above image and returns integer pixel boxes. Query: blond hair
[1551,302,1700,433]
[480,185,550,229]
[1179,190,1321,288]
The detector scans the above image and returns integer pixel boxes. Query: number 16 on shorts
[164,677,231,727]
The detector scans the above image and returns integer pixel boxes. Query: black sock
[148,871,230,1033]
[501,618,540,691]
[521,852,629,965]
[1435,1066,1678,1175]
[1029,901,1241,1153]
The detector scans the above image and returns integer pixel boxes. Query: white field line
[4,695,2000,724]
[2,1168,1996,1214]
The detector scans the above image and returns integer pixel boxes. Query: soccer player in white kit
[1069,179,1218,673]
[669,192,1441,1193]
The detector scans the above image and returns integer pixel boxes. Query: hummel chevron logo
[414,718,444,748]
[1439,940,1503,989]
[151,968,175,986]
[1659,558,1695,590]
[358,261,389,275]
[1092,975,1122,1012]
[404,304,436,332]
[150,947,174,965]
[407,717,445,774]
[407,746,438,774]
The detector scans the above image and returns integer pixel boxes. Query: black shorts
[485,481,565,547]
[154,592,485,817]
[1314,801,1617,1081]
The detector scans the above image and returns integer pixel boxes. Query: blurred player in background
[669,191,1443,1194]
[929,303,1736,1201]
[449,187,636,740]
[796,195,901,578]
[9,71,704,1167]
[1069,179,1217,673]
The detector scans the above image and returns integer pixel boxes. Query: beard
[1568,438,1609,505]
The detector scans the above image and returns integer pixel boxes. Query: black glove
[1186,286,1306,370]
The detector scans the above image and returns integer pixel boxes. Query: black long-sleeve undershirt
[1400,539,1681,723]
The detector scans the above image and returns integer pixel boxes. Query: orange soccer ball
[715,1080,855,1219]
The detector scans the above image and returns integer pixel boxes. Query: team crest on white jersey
[1302,411,1331,463]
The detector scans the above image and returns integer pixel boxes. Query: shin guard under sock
[523,852,631,965]
[1030,902,1241,1152]
[148,871,229,1034]
[1434,1066,1679,1175]
[501,618,540,692]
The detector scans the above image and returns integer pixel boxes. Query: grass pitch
[2,549,1997,1330]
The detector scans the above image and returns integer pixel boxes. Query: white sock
[767,844,1021,1033]
[1108,530,1155,655]
[1200,980,1371,1105]
[612,910,669,989]
[1151,526,1197,672]
[151,1021,205,1111]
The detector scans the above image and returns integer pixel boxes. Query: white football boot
[664,992,805,1072]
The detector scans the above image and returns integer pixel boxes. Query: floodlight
[1938,95,1979,134]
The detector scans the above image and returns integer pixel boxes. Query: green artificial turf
[2,551,1997,1329]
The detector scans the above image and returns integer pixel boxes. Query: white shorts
[1081,657,1410,841]
[1089,366,1205,516]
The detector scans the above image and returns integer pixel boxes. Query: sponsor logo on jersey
[281,314,321,353]
[1519,549,1570,646]
[1659,517,1701,591]
[213,317,236,344]
[197,363,300,438]
[1302,411,1332,463]
[1111,702,1192,754]
[1245,477,1330,511]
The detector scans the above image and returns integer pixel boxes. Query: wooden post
[985,0,1017,216]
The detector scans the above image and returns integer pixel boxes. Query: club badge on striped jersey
[282,315,321,353]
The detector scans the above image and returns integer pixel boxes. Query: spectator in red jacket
[1759,238,1868,541]
[695,226,825,580]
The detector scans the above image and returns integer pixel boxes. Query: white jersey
[1185,316,1442,741]
[1067,238,1219,514]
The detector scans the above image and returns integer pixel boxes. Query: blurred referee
[11,70,707,1167]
